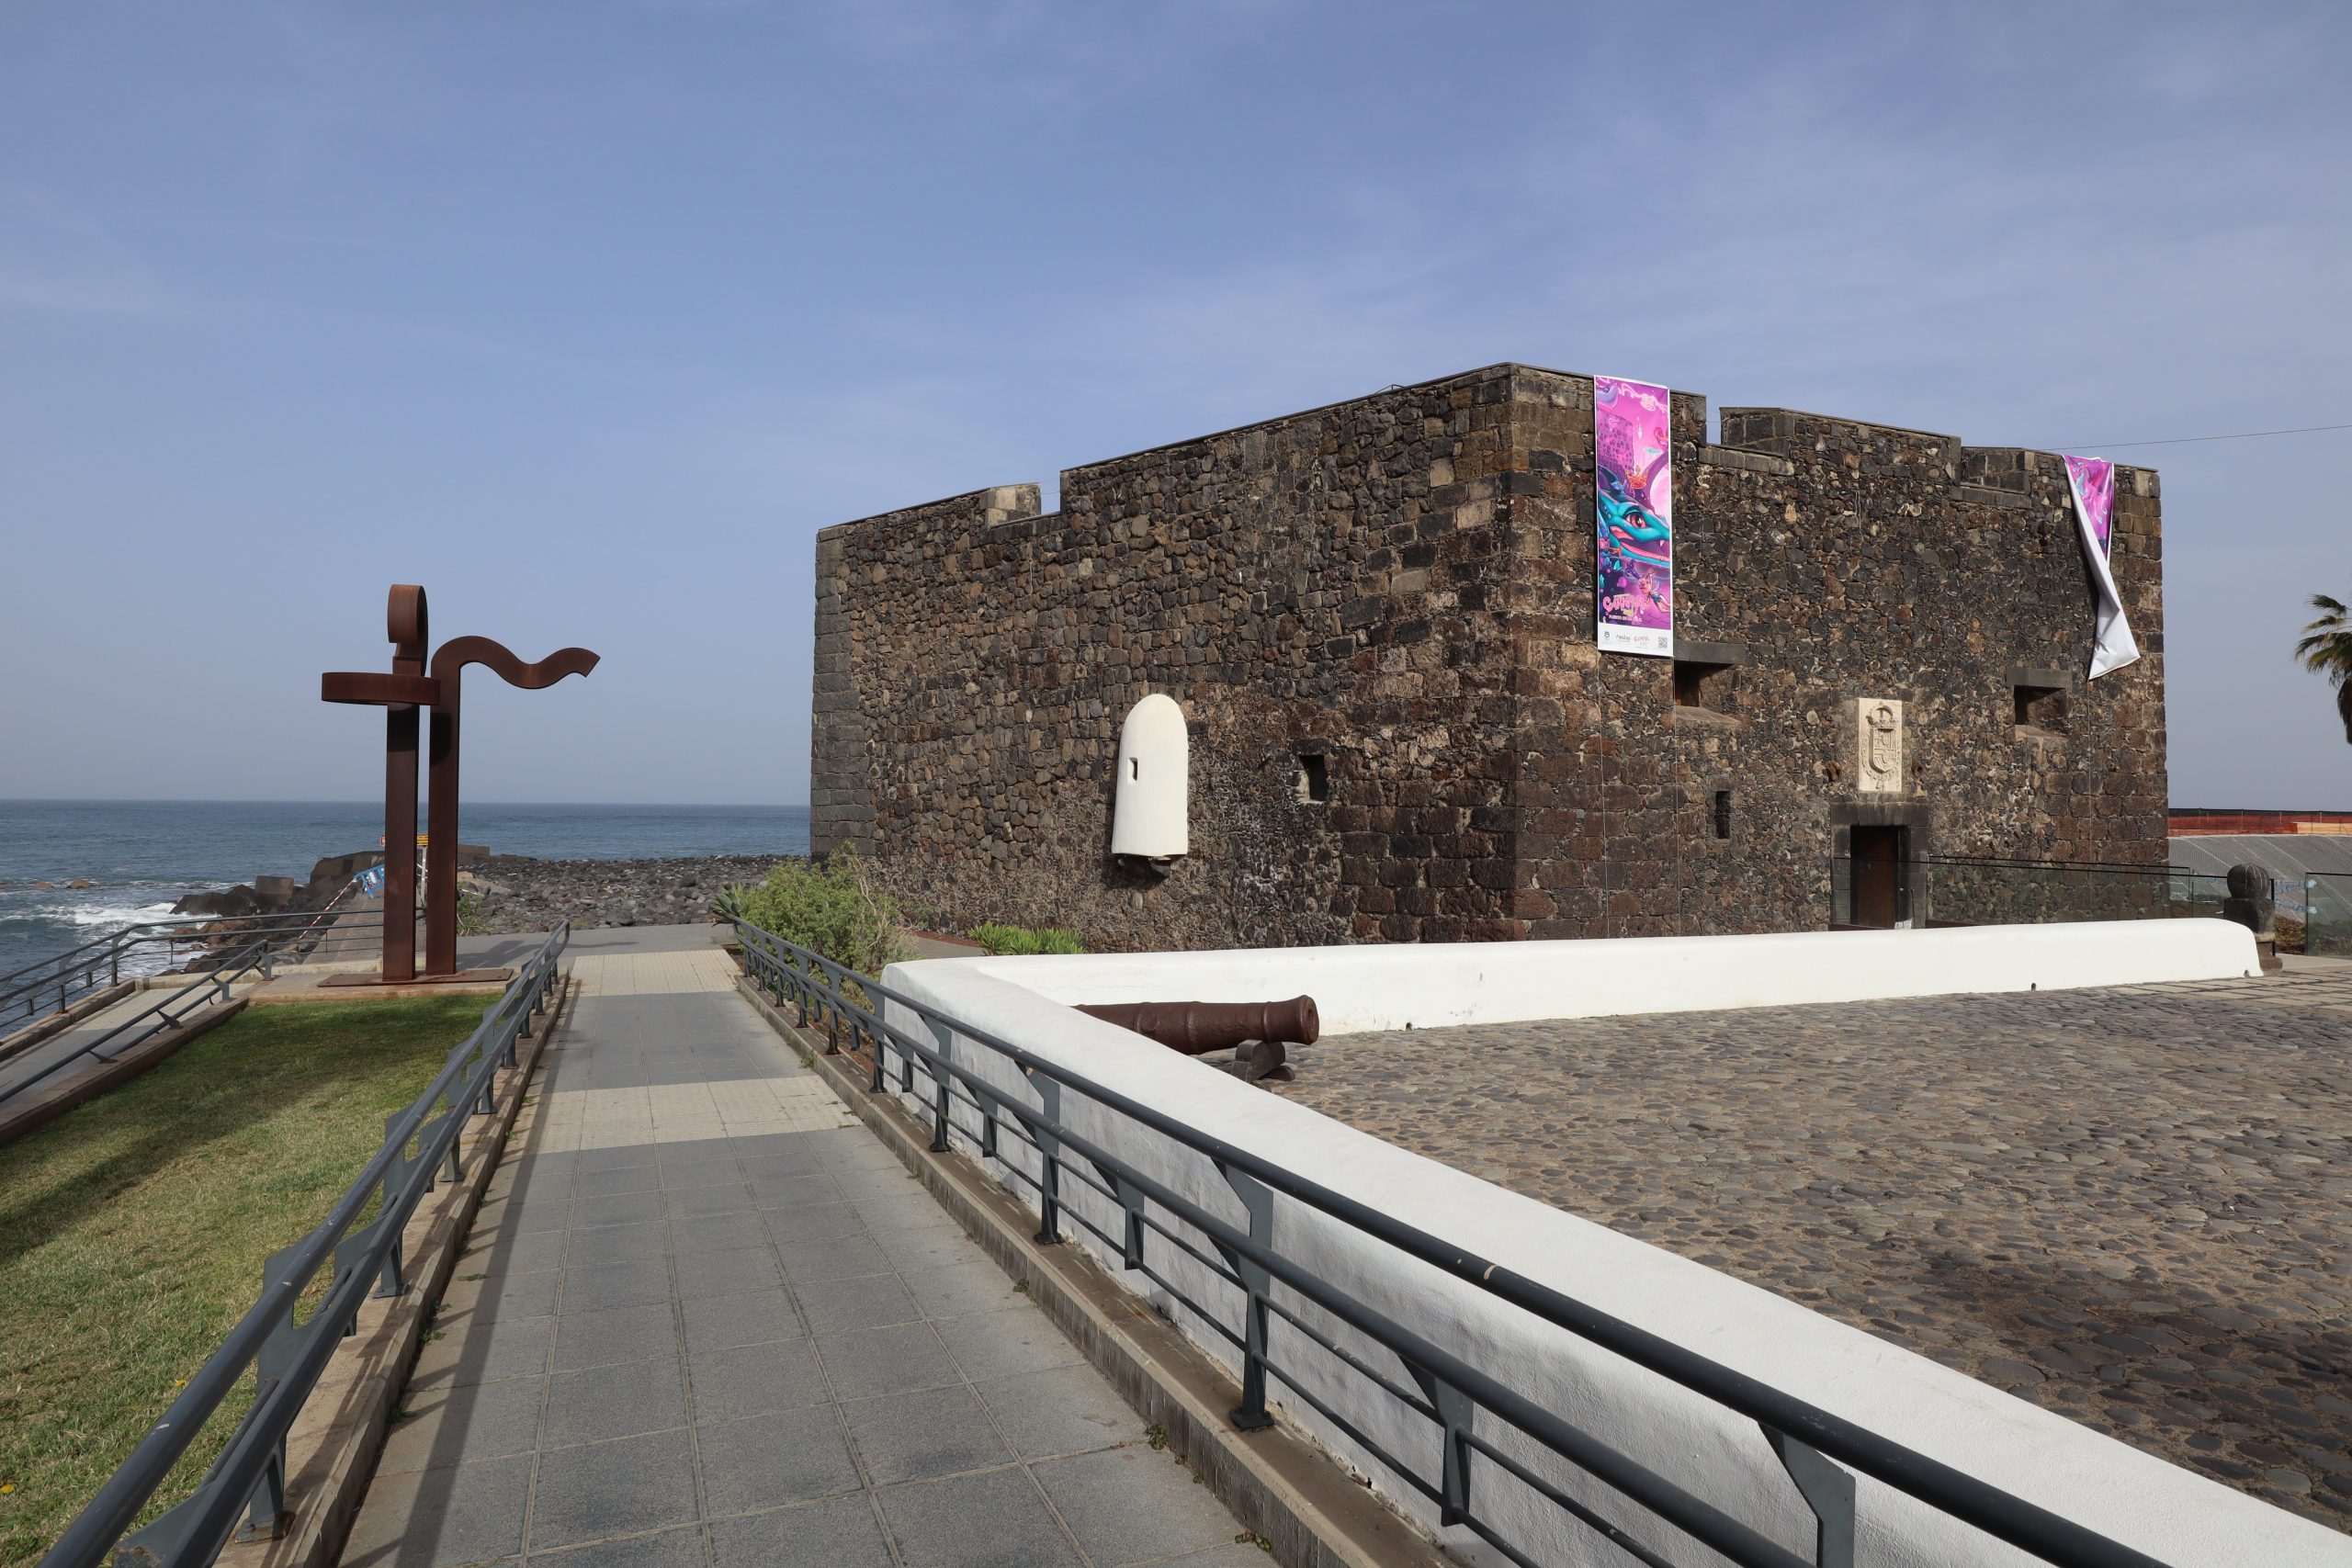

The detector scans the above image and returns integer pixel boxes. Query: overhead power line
[2054,420,2352,451]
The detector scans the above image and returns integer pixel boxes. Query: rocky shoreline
[463,854,794,932]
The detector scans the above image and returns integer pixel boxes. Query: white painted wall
[876,921,2340,1567]
[934,919,2261,1035]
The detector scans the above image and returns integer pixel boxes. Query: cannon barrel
[1073,997,1319,1055]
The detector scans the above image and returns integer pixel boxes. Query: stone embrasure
[1269,966,2352,1530]
[812,362,2168,952]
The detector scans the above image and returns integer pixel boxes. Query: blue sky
[2,1,2346,807]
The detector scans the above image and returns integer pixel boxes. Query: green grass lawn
[0,995,493,1567]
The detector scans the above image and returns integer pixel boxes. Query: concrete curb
[734,974,1446,1568]
[211,973,572,1568]
[0,998,250,1150]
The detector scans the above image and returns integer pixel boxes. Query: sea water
[0,800,809,982]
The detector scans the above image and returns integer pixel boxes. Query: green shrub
[731,848,911,975]
[968,922,1085,956]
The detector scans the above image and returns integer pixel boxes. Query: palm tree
[2296,592,2352,742]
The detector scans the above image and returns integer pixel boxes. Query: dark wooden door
[1850,826,1908,928]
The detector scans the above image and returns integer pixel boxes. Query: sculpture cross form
[323,585,598,980]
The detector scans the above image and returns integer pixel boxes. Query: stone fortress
[810,363,2168,950]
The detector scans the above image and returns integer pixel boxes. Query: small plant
[733,848,912,975]
[707,883,749,925]
[1146,1422,1170,1451]
[454,889,490,936]
[967,922,1085,956]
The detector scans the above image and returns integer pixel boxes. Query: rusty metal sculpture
[324,585,598,982]
[1075,996,1318,1081]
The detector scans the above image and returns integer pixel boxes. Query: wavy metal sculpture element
[324,586,598,980]
[424,637,599,975]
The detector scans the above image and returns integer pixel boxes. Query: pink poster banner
[2062,454,2140,679]
[1595,375,1673,657]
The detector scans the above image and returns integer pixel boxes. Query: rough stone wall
[812,368,1531,949]
[812,363,2169,949]
[1499,370,2168,937]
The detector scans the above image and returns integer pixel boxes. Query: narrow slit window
[1295,753,1329,805]
[1712,789,1732,840]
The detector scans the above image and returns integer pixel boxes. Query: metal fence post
[1029,1074,1062,1246]
[1216,1165,1276,1430]
[1764,1427,1857,1568]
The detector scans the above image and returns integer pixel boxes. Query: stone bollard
[2222,864,2282,973]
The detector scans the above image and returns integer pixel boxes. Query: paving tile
[578,1165,662,1197]
[680,1288,806,1356]
[561,1261,673,1314]
[1158,1547,1276,1567]
[764,1203,865,1246]
[578,1145,658,1174]
[793,1271,922,1336]
[543,1354,688,1448]
[672,1211,768,1257]
[813,1322,962,1402]
[746,1171,841,1210]
[573,1189,668,1229]
[553,1301,683,1373]
[444,1266,562,1324]
[970,1364,1144,1460]
[774,1233,892,1284]
[674,1246,786,1300]
[876,1467,1083,1568]
[566,1220,670,1269]
[870,1224,981,1274]
[667,1182,755,1219]
[852,1191,957,1235]
[1035,1446,1241,1566]
[934,1308,1085,1382]
[660,1159,741,1191]
[469,1226,567,1277]
[527,1524,708,1568]
[839,1385,1011,1486]
[900,1259,1023,1322]
[696,1404,863,1517]
[530,1427,701,1551]
[707,1496,893,1568]
[689,1338,831,1424]
[342,1450,533,1568]
[377,1375,547,1473]
[408,1312,552,1392]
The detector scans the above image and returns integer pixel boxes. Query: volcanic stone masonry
[810,363,2167,950]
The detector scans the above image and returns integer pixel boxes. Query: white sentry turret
[1111,693,1188,862]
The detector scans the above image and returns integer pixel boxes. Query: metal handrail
[735,921,2172,1568]
[1,891,382,1111]
[1,895,382,1031]
[40,923,568,1568]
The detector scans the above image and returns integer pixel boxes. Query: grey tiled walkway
[344,930,1260,1568]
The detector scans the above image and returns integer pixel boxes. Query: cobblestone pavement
[1270,964,2352,1530]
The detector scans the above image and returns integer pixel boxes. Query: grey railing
[39,923,568,1568]
[0,897,386,1114]
[1832,853,2229,930]
[736,919,2172,1568]
[1,890,379,1032]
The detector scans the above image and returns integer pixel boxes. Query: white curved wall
[875,920,2335,1567]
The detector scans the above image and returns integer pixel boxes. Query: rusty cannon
[1074,997,1318,1081]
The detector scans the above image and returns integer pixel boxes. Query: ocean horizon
[0,798,810,981]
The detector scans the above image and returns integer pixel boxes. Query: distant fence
[1832,855,2227,931]
[2307,874,2352,957]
